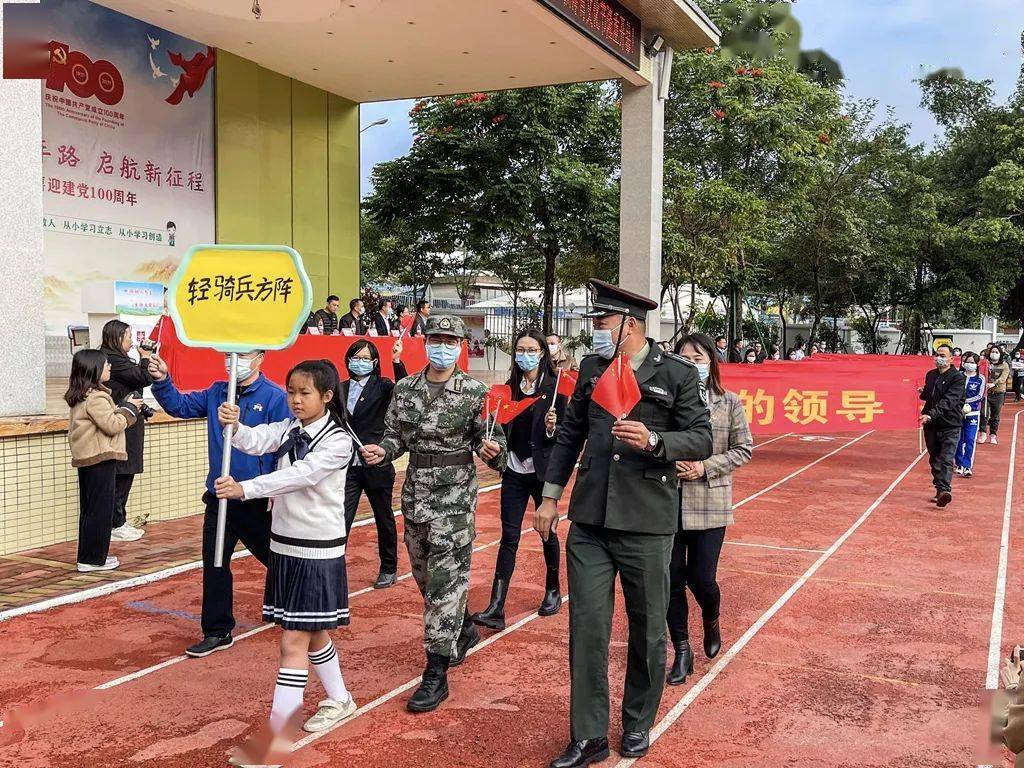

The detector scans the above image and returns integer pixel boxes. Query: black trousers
[981,392,1006,435]
[342,465,398,574]
[666,526,727,644]
[77,461,117,566]
[495,469,560,581]
[924,426,959,493]
[200,491,272,637]
[113,473,135,528]
[1013,374,1023,401]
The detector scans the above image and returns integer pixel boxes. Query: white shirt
[791,350,805,361]
[234,412,353,560]
[347,376,368,413]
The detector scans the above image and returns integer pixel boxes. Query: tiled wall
[0,419,207,555]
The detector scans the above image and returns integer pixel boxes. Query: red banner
[157,332,469,391]
[719,359,926,435]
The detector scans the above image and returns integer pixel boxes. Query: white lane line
[732,432,872,511]
[613,447,927,767]
[752,432,792,449]
[723,541,826,554]
[985,408,1022,689]
[0,481,505,623]
[289,595,572,753]
[92,514,568,692]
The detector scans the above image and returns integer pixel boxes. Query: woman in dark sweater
[100,320,153,541]
[472,330,568,630]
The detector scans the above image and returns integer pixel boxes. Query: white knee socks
[270,668,308,732]
[308,640,350,702]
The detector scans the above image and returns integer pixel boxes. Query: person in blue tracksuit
[955,352,985,478]
[147,350,291,658]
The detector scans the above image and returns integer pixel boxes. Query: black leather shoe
[703,617,722,659]
[549,738,609,768]
[666,639,694,685]
[620,730,650,758]
[936,491,952,508]
[373,571,397,589]
[407,652,450,712]
[450,617,480,667]
[185,633,233,657]
[472,577,509,630]
[538,567,562,616]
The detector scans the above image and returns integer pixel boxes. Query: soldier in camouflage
[361,314,507,713]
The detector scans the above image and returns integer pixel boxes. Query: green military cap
[583,278,659,320]
[424,314,467,338]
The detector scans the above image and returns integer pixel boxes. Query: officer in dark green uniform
[535,279,713,768]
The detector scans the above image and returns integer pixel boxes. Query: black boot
[538,566,562,617]
[666,639,694,685]
[703,616,722,659]
[450,611,480,667]
[548,738,609,768]
[407,652,450,712]
[471,577,509,630]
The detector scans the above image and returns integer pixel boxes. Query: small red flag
[556,369,579,397]
[979,358,990,378]
[591,355,641,418]
[496,396,538,424]
[400,314,415,332]
[482,384,512,420]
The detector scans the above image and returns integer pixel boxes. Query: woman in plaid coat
[666,333,753,685]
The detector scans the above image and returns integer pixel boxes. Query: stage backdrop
[30,0,215,334]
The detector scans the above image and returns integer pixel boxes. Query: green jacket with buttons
[544,341,713,535]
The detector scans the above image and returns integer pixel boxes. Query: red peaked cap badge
[591,355,641,418]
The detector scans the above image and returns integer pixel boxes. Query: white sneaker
[302,695,357,733]
[979,432,988,444]
[77,556,119,572]
[111,523,144,541]
[964,468,973,477]
[991,435,999,445]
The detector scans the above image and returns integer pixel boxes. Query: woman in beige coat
[65,349,140,572]
[666,333,753,685]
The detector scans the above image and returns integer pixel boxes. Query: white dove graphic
[149,51,166,79]
[147,35,160,49]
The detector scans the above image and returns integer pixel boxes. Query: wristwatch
[646,431,662,453]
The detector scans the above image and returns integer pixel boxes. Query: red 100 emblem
[46,41,125,106]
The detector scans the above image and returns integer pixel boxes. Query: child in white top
[215,359,356,765]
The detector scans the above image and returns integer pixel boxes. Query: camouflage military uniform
[379,318,507,659]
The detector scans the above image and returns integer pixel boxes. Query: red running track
[0,409,1021,767]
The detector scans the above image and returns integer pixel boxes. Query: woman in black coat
[341,338,407,588]
[100,319,153,541]
[472,329,568,631]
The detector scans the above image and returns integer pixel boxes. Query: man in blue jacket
[148,350,290,657]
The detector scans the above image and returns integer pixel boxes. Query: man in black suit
[920,343,966,508]
[313,295,340,335]
[729,339,743,363]
[409,299,430,337]
[372,299,395,336]
[341,339,406,587]
[340,298,368,335]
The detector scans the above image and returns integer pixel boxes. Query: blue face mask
[427,342,461,370]
[515,352,541,372]
[695,363,710,382]
[348,358,375,378]
[592,321,624,360]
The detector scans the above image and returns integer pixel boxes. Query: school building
[0,0,717,560]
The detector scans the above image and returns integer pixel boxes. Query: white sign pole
[214,352,239,568]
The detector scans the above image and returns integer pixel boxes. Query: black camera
[131,391,156,421]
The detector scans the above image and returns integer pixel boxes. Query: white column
[0,1,46,416]
[618,71,665,306]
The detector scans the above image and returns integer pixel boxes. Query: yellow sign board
[168,244,312,352]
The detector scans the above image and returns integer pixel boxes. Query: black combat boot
[538,566,562,617]
[666,638,694,685]
[407,652,450,712]
[450,610,480,666]
[548,738,610,768]
[703,616,722,659]
[472,577,509,630]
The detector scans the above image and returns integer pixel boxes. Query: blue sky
[359,0,1024,197]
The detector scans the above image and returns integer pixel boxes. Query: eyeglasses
[515,348,541,355]
[426,338,460,349]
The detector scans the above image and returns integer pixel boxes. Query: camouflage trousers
[404,512,476,658]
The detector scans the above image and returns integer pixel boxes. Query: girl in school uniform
[65,349,141,573]
[214,359,355,765]
[955,352,985,478]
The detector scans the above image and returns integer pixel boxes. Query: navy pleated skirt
[263,552,350,630]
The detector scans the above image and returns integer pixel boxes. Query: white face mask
[548,343,560,356]
[963,362,978,373]
[228,355,259,380]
